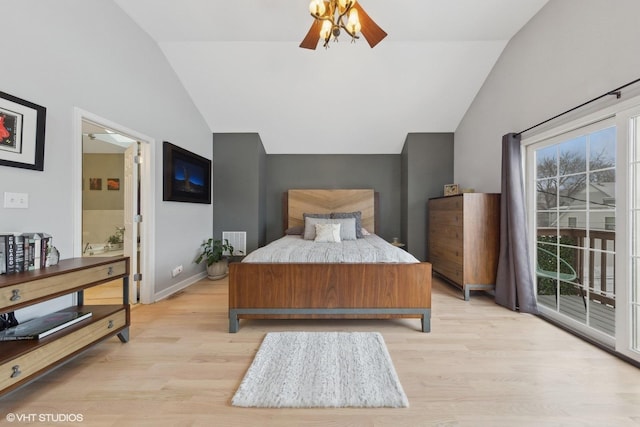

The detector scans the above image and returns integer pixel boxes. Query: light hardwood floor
[2,275,640,426]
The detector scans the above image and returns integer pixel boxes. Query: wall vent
[222,231,246,256]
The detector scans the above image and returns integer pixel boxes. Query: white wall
[455,0,640,192]
[0,0,212,297]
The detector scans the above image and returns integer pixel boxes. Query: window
[605,217,615,231]
[528,122,616,341]
[526,96,640,363]
[624,109,640,357]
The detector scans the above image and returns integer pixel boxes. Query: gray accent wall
[265,155,401,243]
[213,136,453,261]
[401,133,454,261]
[212,133,267,254]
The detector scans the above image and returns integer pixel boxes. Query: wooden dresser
[0,257,130,397]
[428,193,500,300]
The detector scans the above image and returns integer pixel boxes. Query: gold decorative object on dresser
[0,257,130,397]
[428,193,500,300]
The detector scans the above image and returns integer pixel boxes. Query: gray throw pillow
[331,211,363,238]
[303,217,357,240]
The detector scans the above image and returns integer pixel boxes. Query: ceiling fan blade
[299,19,322,50]
[352,2,387,48]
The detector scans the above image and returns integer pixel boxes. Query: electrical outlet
[3,192,29,209]
[172,265,183,277]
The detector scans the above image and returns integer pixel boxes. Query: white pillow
[314,223,341,243]
[304,217,357,240]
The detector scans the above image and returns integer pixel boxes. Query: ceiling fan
[300,0,387,50]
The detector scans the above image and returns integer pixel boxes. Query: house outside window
[605,216,615,231]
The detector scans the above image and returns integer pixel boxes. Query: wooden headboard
[283,189,378,234]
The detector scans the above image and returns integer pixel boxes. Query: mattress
[242,234,419,263]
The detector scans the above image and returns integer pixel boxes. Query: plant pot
[206,259,228,280]
[108,242,123,251]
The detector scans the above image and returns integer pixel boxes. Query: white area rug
[231,331,409,408]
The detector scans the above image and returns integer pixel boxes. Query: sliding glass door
[525,100,640,363]
[616,106,640,360]
[530,121,617,344]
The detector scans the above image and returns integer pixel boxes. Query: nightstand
[390,239,405,248]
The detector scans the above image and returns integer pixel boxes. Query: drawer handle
[108,320,114,329]
[107,266,114,276]
[10,365,21,378]
[10,289,21,302]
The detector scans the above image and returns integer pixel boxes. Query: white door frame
[73,108,155,304]
[615,104,638,362]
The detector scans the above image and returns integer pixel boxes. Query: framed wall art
[89,178,102,190]
[163,141,211,204]
[0,91,46,171]
[107,178,120,191]
[444,184,460,197]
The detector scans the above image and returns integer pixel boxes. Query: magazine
[0,309,92,341]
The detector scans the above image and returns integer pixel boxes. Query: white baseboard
[152,272,207,302]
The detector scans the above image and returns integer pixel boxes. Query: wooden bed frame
[228,189,432,333]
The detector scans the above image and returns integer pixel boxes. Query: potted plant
[106,227,125,251]
[195,238,237,280]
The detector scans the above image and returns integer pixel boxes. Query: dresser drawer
[430,243,462,268]
[429,210,463,227]
[429,224,463,243]
[0,260,127,311]
[430,196,463,212]
[0,309,127,391]
[432,257,463,286]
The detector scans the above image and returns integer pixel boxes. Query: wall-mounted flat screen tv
[163,141,211,204]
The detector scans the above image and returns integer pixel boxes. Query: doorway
[73,109,155,304]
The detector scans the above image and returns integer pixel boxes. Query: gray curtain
[495,133,538,313]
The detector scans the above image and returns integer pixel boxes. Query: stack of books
[0,232,52,275]
[0,309,92,341]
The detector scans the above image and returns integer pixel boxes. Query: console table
[0,256,130,396]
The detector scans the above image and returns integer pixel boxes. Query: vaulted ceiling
[114,0,549,154]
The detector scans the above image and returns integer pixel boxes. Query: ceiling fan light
[347,9,361,34]
[300,0,384,50]
[309,0,326,17]
[320,20,332,39]
[338,0,350,12]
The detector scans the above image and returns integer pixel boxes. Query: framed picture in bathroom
[89,178,102,190]
[0,91,47,171]
[107,178,120,191]
[162,141,211,204]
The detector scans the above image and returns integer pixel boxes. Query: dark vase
[6,312,18,327]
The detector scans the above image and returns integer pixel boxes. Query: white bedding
[242,234,420,263]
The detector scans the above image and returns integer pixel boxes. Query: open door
[76,109,155,305]
[124,141,140,303]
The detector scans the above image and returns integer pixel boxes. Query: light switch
[3,192,29,209]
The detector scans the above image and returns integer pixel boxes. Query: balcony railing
[537,227,615,307]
